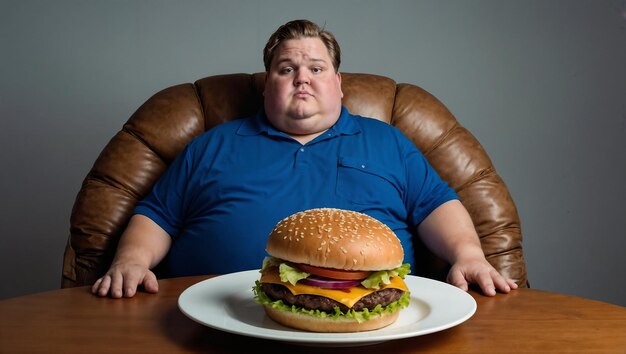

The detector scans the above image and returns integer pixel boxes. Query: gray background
[1,0,625,306]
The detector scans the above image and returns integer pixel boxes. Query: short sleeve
[400,132,459,227]
[133,145,193,237]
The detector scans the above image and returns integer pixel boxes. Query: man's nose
[294,70,310,85]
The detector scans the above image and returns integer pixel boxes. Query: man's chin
[287,104,317,120]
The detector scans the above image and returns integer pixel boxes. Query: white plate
[178,270,476,346]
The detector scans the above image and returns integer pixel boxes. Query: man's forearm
[112,214,172,269]
[416,200,484,264]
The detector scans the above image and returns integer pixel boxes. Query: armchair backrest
[62,73,528,288]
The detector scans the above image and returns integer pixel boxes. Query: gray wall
[2,0,625,306]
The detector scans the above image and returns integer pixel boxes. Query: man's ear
[337,72,344,98]
[262,72,268,96]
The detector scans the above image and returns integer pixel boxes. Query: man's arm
[91,214,171,298]
[417,199,518,296]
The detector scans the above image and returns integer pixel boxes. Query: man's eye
[280,67,294,74]
[312,67,323,73]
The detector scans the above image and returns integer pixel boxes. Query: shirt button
[300,148,305,152]
[361,164,366,169]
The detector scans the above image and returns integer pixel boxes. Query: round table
[1,275,625,353]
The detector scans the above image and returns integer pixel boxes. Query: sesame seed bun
[265,208,404,271]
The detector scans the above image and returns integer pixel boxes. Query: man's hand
[447,256,518,296]
[91,263,158,298]
[417,200,519,296]
[91,214,171,299]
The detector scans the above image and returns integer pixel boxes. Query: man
[93,19,517,298]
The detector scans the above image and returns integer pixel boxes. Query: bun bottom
[262,305,401,333]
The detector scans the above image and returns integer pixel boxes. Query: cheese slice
[260,268,409,309]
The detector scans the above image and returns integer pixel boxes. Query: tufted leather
[62,73,528,288]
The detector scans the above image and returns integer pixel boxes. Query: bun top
[266,208,404,271]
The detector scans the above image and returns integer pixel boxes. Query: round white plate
[178,270,476,346]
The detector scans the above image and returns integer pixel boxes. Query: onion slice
[300,276,361,289]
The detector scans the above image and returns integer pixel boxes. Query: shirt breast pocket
[336,157,401,205]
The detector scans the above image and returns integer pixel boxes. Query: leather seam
[422,122,460,157]
[455,166,496,193]
[192,80,209,131]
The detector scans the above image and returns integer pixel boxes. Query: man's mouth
[294,90,312,98]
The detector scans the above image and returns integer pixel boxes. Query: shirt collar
[237,106,361,137]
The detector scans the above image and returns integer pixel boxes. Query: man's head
[263,19,341,73]
[263,20,344,144]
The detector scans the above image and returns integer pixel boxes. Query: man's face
[264,37,343,140]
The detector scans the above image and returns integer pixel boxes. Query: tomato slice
[294,263,372,280]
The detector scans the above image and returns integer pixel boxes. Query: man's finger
[447,269,469,291]
[142,271,159,294]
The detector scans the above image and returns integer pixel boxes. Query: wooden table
[1,275,625,353]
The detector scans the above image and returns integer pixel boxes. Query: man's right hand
[91,214,172,299]
[91,263,158,298]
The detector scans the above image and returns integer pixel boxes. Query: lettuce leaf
[261,257,311,285]
[253,280,411,323]
[360,263,411,289]
[278,263,310,285]
[261,256,282,271]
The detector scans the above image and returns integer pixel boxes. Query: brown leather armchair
[61,73,528,288]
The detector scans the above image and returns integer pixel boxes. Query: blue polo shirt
[134,106,458,276]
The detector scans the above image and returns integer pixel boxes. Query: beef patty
[261,283,405,313]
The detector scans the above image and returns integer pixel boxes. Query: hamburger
[253,208,411,332]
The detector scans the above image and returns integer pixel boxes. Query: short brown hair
[263,19,341,72]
